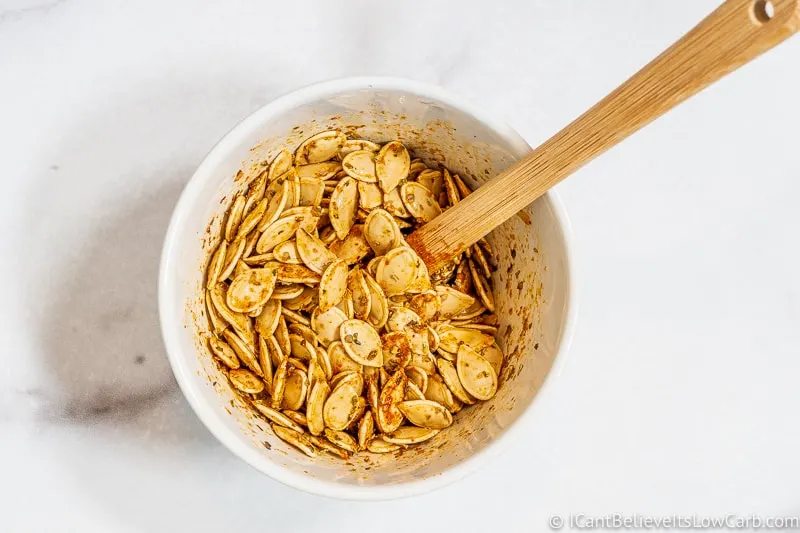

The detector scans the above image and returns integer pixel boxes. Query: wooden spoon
[407,0,800,272]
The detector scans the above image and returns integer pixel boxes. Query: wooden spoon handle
[407,0,800,272]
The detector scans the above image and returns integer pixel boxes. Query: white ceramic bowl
[159,77,576,500]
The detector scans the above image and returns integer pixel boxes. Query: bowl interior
[160,80,571,496]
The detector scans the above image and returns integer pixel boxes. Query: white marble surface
[2,0,799,531]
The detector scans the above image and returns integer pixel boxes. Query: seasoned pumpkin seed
[202,133,510,461]
[272,423,316,457]
[383,426,439,445]
[253,401,304,433]
[229,368,264,394]
[341,150,377,182]
[318,259,347,311]
[329,176,359,240]
[375,141,410,192]
[456,344,498,400]
[208,336,240,369]
[295,130,345,165]
[398,400,452,429]
[340,319,383,367]
[306,380,330,436]
[310,306,347,346]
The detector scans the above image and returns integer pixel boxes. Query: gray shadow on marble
[39,179,185,423]
[30,79,339,531]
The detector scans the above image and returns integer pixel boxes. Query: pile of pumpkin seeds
[204,130,504,458]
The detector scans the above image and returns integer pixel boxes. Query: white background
[1,1,799,531]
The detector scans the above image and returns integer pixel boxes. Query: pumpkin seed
[324,429,359,454]
[244,252,276,266]
[454,300,486,321]
[306,380,330,435]
[276,264,321,285]
[367,438,401,453]
[386,306,421,332]
[436,286,475,319]
[282,409,308,428]
[405,365,428,393]
[469,259,495,312]
[266,334,284,369]
[357,409,375,449]
[347,268,371,321]
[340,319,383,367]
[365,367,380,411]
[435,357,475,405]
[310,306,347,346]
[357,181,383,210]
[340,139,380,157]
[381,331,412,372]
[480,343,504,376]
[324,382,365,431]
[425,374,459,413]
[224,194,246,241]
[306,434,349,459]
[375,141,410,192]
[295,130,345,165]
[295,161,342,181]
[222,329,262,377]
[376,369,407,433]
[329,176,359,239]
[283,285,316,310]
[206,240,228,289]
[256,179,289,232]
[363,274,389,329]
[405,381,426,401]
[327,341,362,375]
[256,215,302,254]
[398,400,452,429]
[281,367,308,410]
[408,291,440,322]
[456,344,497,401]
[364,208,401,256]
[271,423,316,458]
[205,290,227,334]
[452,259,472,293]
[331,371,364,395]
[229,368,264,394]
[427,326,440,352]
[226,267,277,313]
[383,187,411,218]
[295,228,336,274]
[383,426,439,445]
[316,344,333,380]
[289,333,316,362]
[219,236,246,281]
[376,247,418,296]
[208,336,240,369]
[272,240,301,265]
[442,167,460,206]
[341,150,377,182]
[318,259,347,311]
[271,358,289,408]
[438,327,494,354]
[329,224,370,265]
[257,335,273,390]
[268,149,293,181]
[401,182,442,223]
[271,284,305,300]
[274,315,291,356]
[253,401,304,433]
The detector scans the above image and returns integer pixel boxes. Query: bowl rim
[159,76,577,501]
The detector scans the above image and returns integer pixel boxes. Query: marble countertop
[2,1,799,531]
